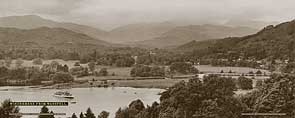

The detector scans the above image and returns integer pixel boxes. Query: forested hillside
[178,20,295,60]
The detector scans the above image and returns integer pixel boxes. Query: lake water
[0,87,164,118]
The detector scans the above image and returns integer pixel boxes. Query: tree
[255,70,262,75]
[74,62,81,66]
[170,62,198,74]
[85,108,96,118]
[80,112,85,118]
[4,58,12,68]
[33,58,43,65]
[115,108,129,118]
[115,56,135,67]
[63,64,69,72]
[150,66,165,77]
[0,99,20,118]
[15,58,24,68]
[39,106,54,118]
[88,61,96,73]
[237,76,253,90]
[80,55,93,64]
[50,61,59,68]
[241,74,295,115]
[0,60,4,67]
[99,68,108,76]
[115,75,242,118]
[70,66,89,77]
[228,70,233,73]
[130,65,151,77]
[72,113,78,118]
[98,111,109,118]
[7,68,27,81]
[0,67,8,78]
[255,79,263,88]
[128,99,145,117]
[282,62,295,73]
[130,65,165,77]
[51,72,74,83]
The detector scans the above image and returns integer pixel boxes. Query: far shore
[40,78,186,89]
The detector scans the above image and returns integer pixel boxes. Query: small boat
[53,91,74,99]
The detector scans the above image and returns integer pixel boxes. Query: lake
[0,87,164,118]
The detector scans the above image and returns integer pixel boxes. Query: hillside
[106,22,177,43]
[0,15,108,42]
[178,20,295,60]
[0,27,110,51]
[224,19,279,29]
[135,24,257,48]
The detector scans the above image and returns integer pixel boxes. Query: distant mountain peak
[0,15,109,43]
[135,24,258,48]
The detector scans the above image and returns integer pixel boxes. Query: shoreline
[43,79,185,89]
[0,79,184,90]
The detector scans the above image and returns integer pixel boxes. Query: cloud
[0,0,294,29]
[0,0,83,16]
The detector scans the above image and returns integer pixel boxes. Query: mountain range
[0,15,108,42]
[224,19,279,29]
[0,27,110,51]
[134,24,257,48]
[0,15,282,49]
[178,19,295,60]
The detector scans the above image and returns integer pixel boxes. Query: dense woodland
[114,74,295,118]
[179,20,295,63]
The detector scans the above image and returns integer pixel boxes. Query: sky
[0,0,294,30]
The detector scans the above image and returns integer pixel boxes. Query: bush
[237,76,253,90]
[170,62,198,74]
[32,58,43,65]
[51,72,74,83]
[98,68,108,76]
[74,62,80,66]
[15,58,24,68]
[255,79,263,88]
[130,65,165,77]
[70,66,88,77]
[255,70,262,75]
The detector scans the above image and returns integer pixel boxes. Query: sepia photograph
[0,0,294,118]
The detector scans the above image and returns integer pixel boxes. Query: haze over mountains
[0,15,108,42]
[0,15,279,49]
[135,24,257,48]
[224,19,279,29]
[105,22,178,43]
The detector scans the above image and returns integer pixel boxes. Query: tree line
[114,74,295,118]
[0,61,73,86]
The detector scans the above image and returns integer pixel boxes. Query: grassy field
[95,66,132,76]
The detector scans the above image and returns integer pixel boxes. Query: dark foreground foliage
[116,74,295,118]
